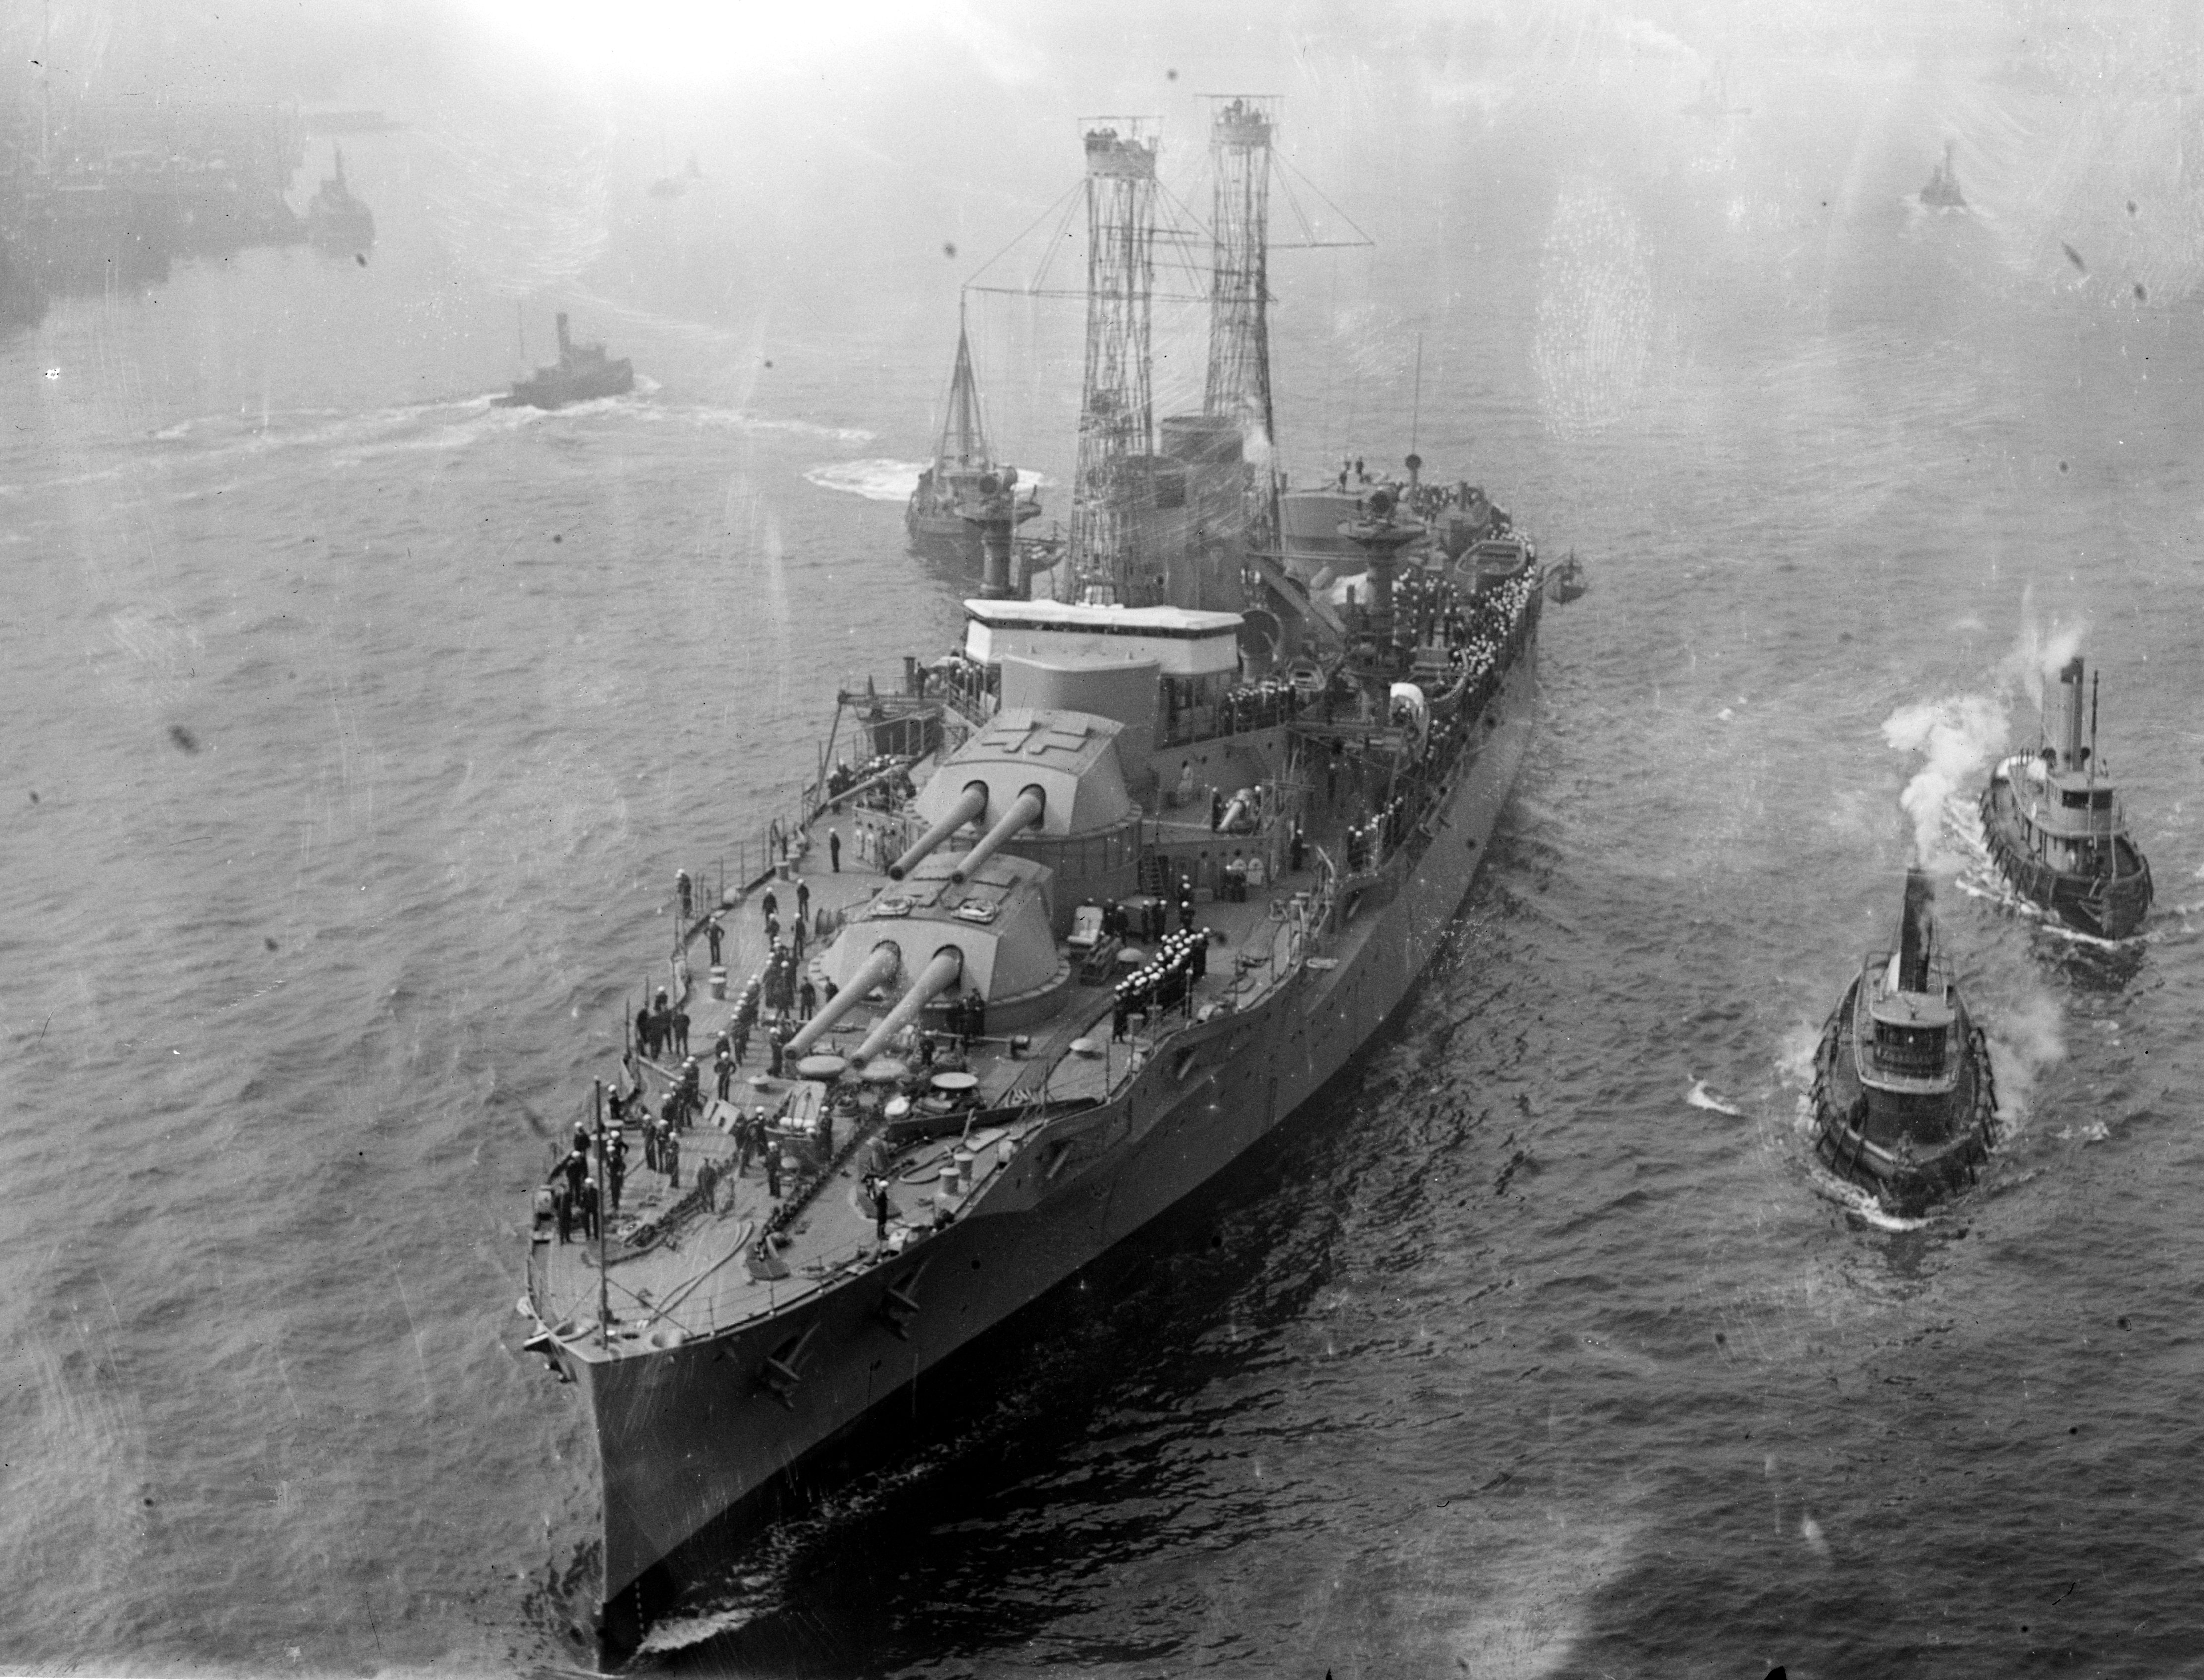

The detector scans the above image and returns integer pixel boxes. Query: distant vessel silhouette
[499,313,634,410]
[1920,141,1967,210]
[306,146,375,252]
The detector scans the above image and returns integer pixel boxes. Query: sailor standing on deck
[829,829,842,872]
[761,885,778,926]
[796,879,811,923]
[605,1136,626,1215]
[578,1176,600,1240]
[663,1127,680,1189]
[706,916,724,965]
[715,1041,734,1100]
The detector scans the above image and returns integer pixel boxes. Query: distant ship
[1812,868,1999,1212]
[1980,656,2153,939]
[1682,68,1752,119]
[905,305,1041,566]
[1920,141,1967,211]
[648,152,704,201]
[306,146,375,252]
[499,313,634,410]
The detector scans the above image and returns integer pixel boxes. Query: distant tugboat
[1920,140,1967,211]
[306,146,376,251]
[1980,656,2153,939]
[1812,868,1999,1213]
[499,313,634,410]
[906,304,1039,567]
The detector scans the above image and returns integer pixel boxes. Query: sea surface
[5,97,2204,1680]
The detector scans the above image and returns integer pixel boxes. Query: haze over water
[4,3,2204,1674]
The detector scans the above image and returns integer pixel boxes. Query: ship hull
[541,624,1542,1659]
[501,361,635,410]
[1809,981,1998,1213]
[1979,777,2153,940]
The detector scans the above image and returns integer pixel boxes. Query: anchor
[875,1258,932,1341]
[756,1322,819,1409]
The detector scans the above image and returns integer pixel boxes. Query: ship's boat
[906,306,1041,565]
[1980,655,2153,940]
[499,312,634,410]
[523,531,1544,1657]
[1920,141,1967,210]
[305,145,375,252]
[1546,553,1588,603]
[1811,868,1998,1212]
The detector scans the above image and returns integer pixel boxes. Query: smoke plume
[1882,590,2088,868]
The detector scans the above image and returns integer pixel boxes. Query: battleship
[905,304,1042,566]
[519,101,1559,1660]
[1811,868,1998,1212]
[1920,141,1967,211]
[305,146,375,253]
[499,313,635,409]
[1980,655,2153,939]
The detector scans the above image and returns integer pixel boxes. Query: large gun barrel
[851,947,964,1065]
[889,782,989,880]
[950,785,1044,883]
[783,942,901,1060]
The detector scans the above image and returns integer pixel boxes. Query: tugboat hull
[1980,778,2153,940]
[1810,977,1998,1213]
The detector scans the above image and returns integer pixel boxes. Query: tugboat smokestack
[951,786,1044,883]
[2057,655,2086,770]
[889,782,989,880]
[1898,867,1935,993]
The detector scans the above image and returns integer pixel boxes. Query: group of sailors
[1345,795,1411,874]
[544,1086,694,1246]
[1111,928,1210,1038]
[633,987,690,1062]
[921,652,998,716]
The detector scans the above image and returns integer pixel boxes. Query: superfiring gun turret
[889,781,990,880]
[951,786,1045,883]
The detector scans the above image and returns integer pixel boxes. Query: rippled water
[5,105,2203,1680]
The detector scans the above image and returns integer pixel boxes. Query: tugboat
[1920,140,1967,211]
[1812,868,1998,1212]
[305,145,375,252]
[1980,655,2153,939]
[905,303,1040,567]
[498,312,634,410]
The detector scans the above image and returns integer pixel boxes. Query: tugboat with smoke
[1980,655,2153,940]
[1811,868,1999,1213]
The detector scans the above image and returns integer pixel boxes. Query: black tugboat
[306,145,375,252]
[1920,140,1967,211]
[499,312,634,410]
[1980,655,2153,940]
[1812,868,1998,1213]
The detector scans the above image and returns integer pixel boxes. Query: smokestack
[1898,867,1935,993]
[2056,656,2085,770]
[555,313,571,358]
